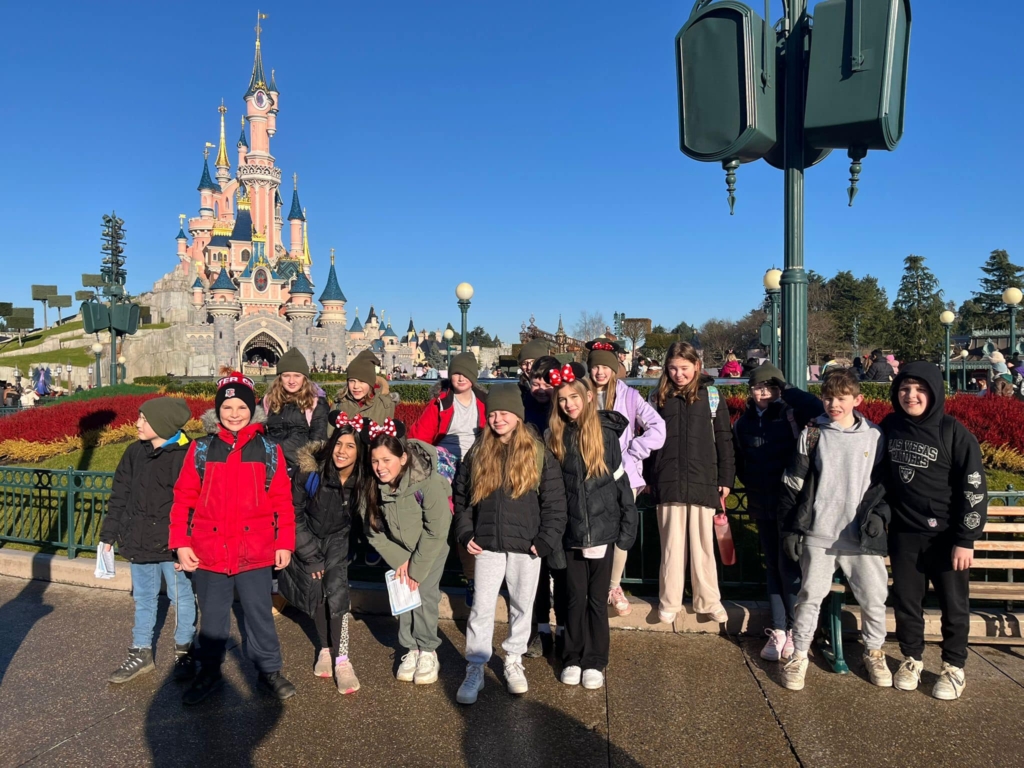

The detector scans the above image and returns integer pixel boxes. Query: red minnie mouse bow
[547,364,576,387]
[368,418,397,438]
[335,413,364,432]
[591,341,614,351]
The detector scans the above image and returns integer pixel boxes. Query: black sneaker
[108,647,155,684]
[173,643,196,681]
[182,668,224,706]
[524,634,544,659]
[258,671,297,700]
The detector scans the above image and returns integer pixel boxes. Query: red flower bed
[395,403,426,425]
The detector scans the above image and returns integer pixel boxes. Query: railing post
[66,469,78,559]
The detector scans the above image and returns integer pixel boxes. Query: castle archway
[241,330,286,375]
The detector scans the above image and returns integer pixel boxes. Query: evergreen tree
[890,255,945,362]
[971,249,1024,327]
[824,271,891,350]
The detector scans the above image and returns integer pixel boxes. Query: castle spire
[288,173,304,221]
[244,11,269,98]
[197,146,220,193]
[301,217,311,266]
[318,248,347,304]
[237,116,249,149]
[214,101,231,185]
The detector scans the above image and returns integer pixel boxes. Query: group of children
[100,340,985,706]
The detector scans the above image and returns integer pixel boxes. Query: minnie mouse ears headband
[358,417,407,445]
[333,412,365,432]
[546,363,579,388]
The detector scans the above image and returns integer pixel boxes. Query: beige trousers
[609,488,640,589]
[656,503,722,615]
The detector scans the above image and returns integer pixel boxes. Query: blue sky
[2,1,1021,342]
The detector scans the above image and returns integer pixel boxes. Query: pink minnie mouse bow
[547,364,576,388]
[368,418,398,439]
[335,413,364,432]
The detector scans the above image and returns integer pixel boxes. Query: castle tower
[238,15,283,265]
[318,248,348,367]
[288,174,304,260]
[405,318,418,350]
[348,309,364,341]
[208,261,240,369]
[285,270,317,363]
[237,117,248,168]
[214,101,231,188]
[176,215,189,261]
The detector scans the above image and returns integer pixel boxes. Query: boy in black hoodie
[882,362,987,700]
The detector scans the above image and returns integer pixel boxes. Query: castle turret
[288,174,304,260]
[197,148,220,218]
[267,68,279,137]
[237,117,248,167]
[214,101,231,188]
[318,248,348,367]
[176,215,189,260]
[286,270,316,363]
[349,310,364,341]
[208,260,240,369]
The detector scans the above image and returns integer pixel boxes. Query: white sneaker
[504,655,528,695]
[560,665,582,686]
[863,649,893,687]
[760,629,787,662]
[396,650,419,682]
[581,668,605,690]
[314,648,333,678]
[932,662,966,700]
[707,605,729,624]
[893,657,924,691]
[658,611,677,625]
[414,650,440,685]
[457,662,485,704]
[781,653,809,691]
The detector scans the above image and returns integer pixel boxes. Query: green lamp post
[456,282,474,354]
[1003,287,1022,362]
[763,268,782,366]
[91,341,103,388]
[939,310,955,391]
[444,327,454,372]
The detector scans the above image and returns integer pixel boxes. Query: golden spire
[301,209,312,266]
[215,100,230,169]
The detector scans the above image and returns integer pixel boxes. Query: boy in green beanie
[101,397,197,685]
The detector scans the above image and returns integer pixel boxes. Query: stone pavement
[1,575,1024,768]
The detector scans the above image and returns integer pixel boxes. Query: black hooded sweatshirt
[880,361,987,548]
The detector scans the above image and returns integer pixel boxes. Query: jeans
[756,519,801,631]
[130,562,197,649]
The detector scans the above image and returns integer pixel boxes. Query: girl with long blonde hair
[262,348,329,471]
[546,363,638,691]
[647,342,735,626]
[451,384,567,704]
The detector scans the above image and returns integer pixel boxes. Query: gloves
[782,533,803,563]
[863,514,885,538]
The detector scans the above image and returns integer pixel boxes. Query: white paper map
[385,569,422,616]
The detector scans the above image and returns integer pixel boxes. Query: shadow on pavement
[0,556,53,685]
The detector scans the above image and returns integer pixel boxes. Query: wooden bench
[821,504,1024,673]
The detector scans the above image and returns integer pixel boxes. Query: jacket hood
[403,438,438,487]
[200,405,267,435]
[297,439,327,474]
[817,411,874,432]
[334,374,400,407]
[598,409,628,437]
[890,361,945,424]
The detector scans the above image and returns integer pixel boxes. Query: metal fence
[0,407,21,418]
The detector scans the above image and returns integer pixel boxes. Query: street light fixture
[443,327,454,372]
[455,282,474,354]
[940,310,956,392]
[1003,287,1023,362]
[91,342,104,388]
[117,355,126,383]
[960,347,969,391]
[763,268,782,366]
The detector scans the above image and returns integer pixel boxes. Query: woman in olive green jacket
[361,422,451,685]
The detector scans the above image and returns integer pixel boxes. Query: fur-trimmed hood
[334,375,400,407]
[403,438,438,487]
[296,439,326,475]
[200,405,267,435]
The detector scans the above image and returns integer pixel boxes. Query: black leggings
[313,603,350,658]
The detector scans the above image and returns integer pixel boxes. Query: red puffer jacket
[169,420,295,575]
[407,381,487,444]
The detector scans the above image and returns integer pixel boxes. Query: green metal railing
[0,407,21,418]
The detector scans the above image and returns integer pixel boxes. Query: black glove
[782,533,803,563]
[863,514,885,538]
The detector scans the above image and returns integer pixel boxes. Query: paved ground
[2,575,1024,767]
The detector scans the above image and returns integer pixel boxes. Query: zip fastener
[495,492,504,553]
[575,432,592,548]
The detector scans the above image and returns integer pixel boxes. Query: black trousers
[890,530,971,668]
[563,547,614,670]
[193,567,283,674]
[530,560,568,634]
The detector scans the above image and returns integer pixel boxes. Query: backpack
[193,433,279,492]
[707,385,723,442]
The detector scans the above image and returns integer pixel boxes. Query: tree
[824,271,891,351]
[572,311,607,342]
[620,318,651,358]
[671,320,696,340]
[971,249,1023,327]
[696,318,737,364]
[651,324,667,334]
[955,298,984,335]
[890,255,946,362]
[31,284,57,330]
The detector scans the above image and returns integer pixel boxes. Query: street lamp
[940,310,956,391]
[443,327,454,372]
[455,282,474,354]
[392,354,396,378]
[55,365,63,393]
[763,268,782,366]
[960,348,969,391]
[91,342,103,388]
[1003,287,1022,362]
[117,355,126,383]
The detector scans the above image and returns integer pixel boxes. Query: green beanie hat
[450,352,478,384]
[586,339,619,373]
[486,383,525,421]
[748,362,786,388]
[353,348,380,366]
[139,397,192,440]
[277,348,309,377]
[347,357,376,385]
[518,339,550,365]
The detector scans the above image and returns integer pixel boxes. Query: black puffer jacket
[99,435,191,563]
[452,440,567,557]
[554,411,639,551]
[733,400,799,520]
[647,377,736,509]
[263,398,329,471]
[276,441,353,618]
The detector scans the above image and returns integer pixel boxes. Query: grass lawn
[0,347,95,369]
[0,321,85,352]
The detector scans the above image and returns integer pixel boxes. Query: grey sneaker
[457,662,485,704]
[932,663,966,700]
[504,655,528,695]
[893,657,924,691]
[314,648,333,678]
[334,661,360,694]
[396,650,419,682]
[108,647,155,684]
[414,650,440,685]
[781,654,808,691]
[863,649,893,687]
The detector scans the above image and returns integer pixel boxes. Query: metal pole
[446,344,452,372]
[1011,305,1018,362]
[780,0,809,389]
[94,351,102,388]
[769,289,780,366]
[944,326,951,391]
[109,327,118,386]
[458,300,470,354]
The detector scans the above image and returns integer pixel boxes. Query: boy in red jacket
[169,373,297,705]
